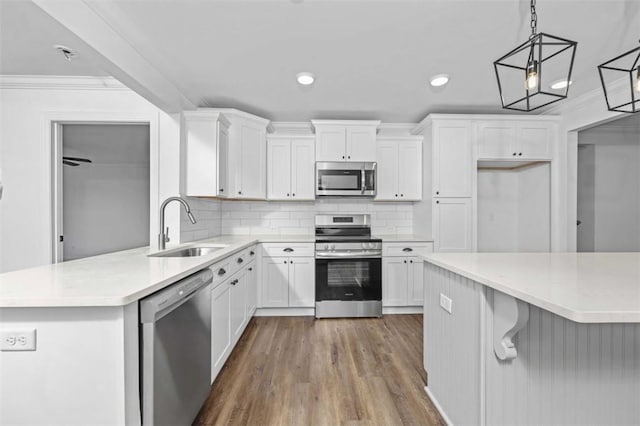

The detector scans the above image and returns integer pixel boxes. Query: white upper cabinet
[477,120,554,160]
[432,120,473,198]
[267,137,315,200]
[433,197,473,252]
[375,137,423,201]
[312,120,380,162]
[182,108,270,199]
[181,110,230,197]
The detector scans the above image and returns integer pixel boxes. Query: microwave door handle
[361,168,366,194]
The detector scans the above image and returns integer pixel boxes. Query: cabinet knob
[292,193,295,197]
[436,191,439,195]
[348,155,351,159]
[218,268,226,276]
[512,152,517,156]
[237,258,243,264]
[250,251,255,256]
[518,152,523,156]
[284,260,287,264]
[436,200,440,204]
[410,260,413,263]
[395,194,398,197]
[286,193,290,197]
[238,191,242,195]
[404,260,407,263]
[342,155,345,159]
[400,194,404,197]
[220,188,224,192]
[248,267,253,271]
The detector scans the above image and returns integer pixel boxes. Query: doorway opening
[54,122,150,261]
[576,114,640,252]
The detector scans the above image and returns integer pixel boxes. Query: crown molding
[0,75,129,91]
[377,123,418,136]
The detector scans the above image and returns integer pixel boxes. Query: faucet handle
[164,227,170,243]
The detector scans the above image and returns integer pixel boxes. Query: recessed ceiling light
[296,72,315,86]
[550,79,572,90]
[429,74,449,87]
[53,44,77,61]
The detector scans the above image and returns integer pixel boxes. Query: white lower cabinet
[210,246,258,383]
[210,279,231,383]
[260,243,315,308]
[433,198,472,252]
[382,242,433,306]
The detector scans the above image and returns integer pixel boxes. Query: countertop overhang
[420,252,640,323]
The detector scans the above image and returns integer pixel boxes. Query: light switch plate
[439,293,453,314]
[1,329,37,351]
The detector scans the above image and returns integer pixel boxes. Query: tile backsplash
[181,198,413,241]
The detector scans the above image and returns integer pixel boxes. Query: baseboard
[383,306,423,314]
[424,386,453,426]
[254,307,315,317]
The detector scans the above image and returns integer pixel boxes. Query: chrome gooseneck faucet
[158,196,196,250]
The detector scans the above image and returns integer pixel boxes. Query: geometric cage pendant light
[597,40,640,114]
[494,0,578,112]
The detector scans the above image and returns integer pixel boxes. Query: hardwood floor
[195,315,445,426]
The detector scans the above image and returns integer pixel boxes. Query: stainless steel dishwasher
[140,268,213,426]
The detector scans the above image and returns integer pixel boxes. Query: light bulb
[525,61,539,91]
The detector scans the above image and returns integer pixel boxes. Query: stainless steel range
[315,214,382,318]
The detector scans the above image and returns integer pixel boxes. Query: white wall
[62,124,150,260]
[576,145,596,251]
[0,76,181,273]
[179,197,222,243]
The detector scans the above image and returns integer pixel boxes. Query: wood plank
[195,315,445,426]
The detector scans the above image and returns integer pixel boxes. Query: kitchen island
[420,252,640,425]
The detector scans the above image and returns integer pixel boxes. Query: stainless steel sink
[149,246,224,258]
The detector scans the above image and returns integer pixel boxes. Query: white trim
[52,123,64,263]
[377,122,419,136]
[254,307,315,317]
[269,121,315,135]
[205,108,271,126]
[376,135,423,142]
[424,386,453,426]
[0,75,127,91]
[44,111,159,263]
[411,113,560,135]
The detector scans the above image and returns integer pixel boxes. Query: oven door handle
[315,250,382,258]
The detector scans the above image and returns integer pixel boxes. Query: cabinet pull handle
[402,248,413,252]
[220,188,224,192]
[218,268,226,276]
[250,251,255,256]
[237,258,243,264]
[248,267,253,271]
[230,279,238,286]
[283,248,294,252]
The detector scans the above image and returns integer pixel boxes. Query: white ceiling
[2,0,639,122]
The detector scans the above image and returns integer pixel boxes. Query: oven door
[315,257,382,301]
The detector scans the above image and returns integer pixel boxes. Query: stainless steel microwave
[316,162,376,197]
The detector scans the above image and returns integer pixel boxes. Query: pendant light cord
[529,0,538,39]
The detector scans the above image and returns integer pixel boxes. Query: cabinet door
[346,126,377,161]
[246,262,257,317]
[230,271,247,342]
[239,124,266,198]
[261,257,290,307]
[183,116,217,197]
[407,257,424,305]
[211,281,231,382]
[382,257,408,306]
[267,139,292,200]
[476,121,516,159]
[288,257,315,307]
[432,121,472,197]
[316,126,346,161]
[517,122,552,159]
[290,139,315,200]
[375,140,398,200]
[398,140,422,200]
[433,198,472,252]
[218,125,229,197]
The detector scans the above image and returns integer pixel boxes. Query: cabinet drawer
[210,260,231,288]
[383,242,433,257]
[261,242,315,258]
[229,248,250,275]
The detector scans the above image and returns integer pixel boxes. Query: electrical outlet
[439,293,452,314]
[1,329,37,351]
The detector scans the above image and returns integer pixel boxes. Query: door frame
[47,112,159,263]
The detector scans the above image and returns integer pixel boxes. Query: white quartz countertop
[420,252,640,323]
[375,234,433,242]
[0,235,304,308]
